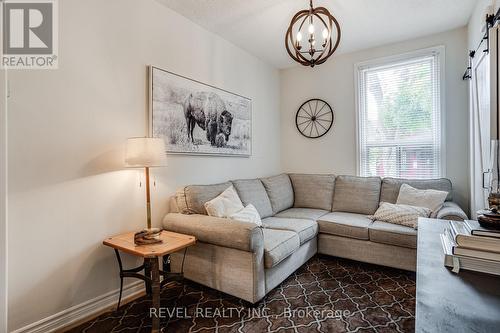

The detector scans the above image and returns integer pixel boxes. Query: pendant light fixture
[285,0,341,67]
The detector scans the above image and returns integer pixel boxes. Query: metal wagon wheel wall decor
[295,99,334,138]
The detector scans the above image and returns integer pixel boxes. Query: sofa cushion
[274,208,330,221]
[262,229,300,268]
[262,217,318,244]
[260,174,294,214]
[289,173,335,210]
[176,182,233,215]
[232,179,273,218]
[380,177,453,203]
[332,175,381,215]
[317,212,373,240]
[369,221,417,249]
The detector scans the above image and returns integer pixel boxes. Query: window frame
[354,46,446,179]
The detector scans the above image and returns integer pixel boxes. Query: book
[445,228,500,261]
[448,220,500,253]
[440,231,500,276]
[464,220,500,238]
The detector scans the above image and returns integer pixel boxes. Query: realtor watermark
[149,306,351,320]
[283,307,351,319]
[1,0,58,69]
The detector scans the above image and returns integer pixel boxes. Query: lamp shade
[125,137,167,167]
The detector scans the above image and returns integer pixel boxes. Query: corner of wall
[1,68,8,333]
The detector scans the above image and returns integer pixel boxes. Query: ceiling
[157,0,478,69]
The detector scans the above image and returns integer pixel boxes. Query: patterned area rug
[67,255,415,333]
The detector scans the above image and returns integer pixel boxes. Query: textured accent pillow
[372,202,431,229]
[204,186,244,218]
[229,204,262,226]
[396,184,448,217]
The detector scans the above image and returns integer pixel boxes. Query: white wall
[280,28,469,212]
[6,0,281,330]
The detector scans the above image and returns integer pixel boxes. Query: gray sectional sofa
[162,174,467,304]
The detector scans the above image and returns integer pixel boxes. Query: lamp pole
[145,166,152,230]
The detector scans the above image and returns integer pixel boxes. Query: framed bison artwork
[149,66,252,156]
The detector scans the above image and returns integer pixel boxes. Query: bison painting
[183,92,233,147]
[183,93,206,143]
[151,66,251,156]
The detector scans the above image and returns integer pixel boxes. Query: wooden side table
[103,230,196,333]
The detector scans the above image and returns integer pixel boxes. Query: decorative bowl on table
[477,209,500,230]
[134,228,163,245]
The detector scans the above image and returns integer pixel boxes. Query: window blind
[357,50,442,179]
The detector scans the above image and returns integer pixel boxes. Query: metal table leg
[150,257,160,333]
[144,258,152,295]
[159,248,188,288]
[112,248,190,331]
[113,249,149,311]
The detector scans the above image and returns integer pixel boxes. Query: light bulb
[322,28,329,39]
[308,23,315,34]
[296,31,302,42]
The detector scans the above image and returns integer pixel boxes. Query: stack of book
[441,220,500,275]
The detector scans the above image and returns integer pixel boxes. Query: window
[356,47,444,179]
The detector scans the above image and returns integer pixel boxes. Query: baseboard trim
[12,281,145,333]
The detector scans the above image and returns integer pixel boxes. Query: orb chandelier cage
[285,0,341,67]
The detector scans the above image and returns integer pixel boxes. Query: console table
[416,218,500,332]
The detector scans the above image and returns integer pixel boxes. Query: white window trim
[354,45,446,178]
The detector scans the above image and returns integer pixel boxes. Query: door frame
[470,26,499,218]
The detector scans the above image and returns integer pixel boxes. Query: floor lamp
[125,137,167,243]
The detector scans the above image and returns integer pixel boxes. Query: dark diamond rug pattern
[67,255,415,333]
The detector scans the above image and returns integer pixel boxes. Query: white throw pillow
[372,202,431,229]
[229,204,262,226]
[396,183,448,217]
[204,186,244,218]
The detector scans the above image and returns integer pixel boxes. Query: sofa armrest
[436,201,468,221]
[162,213,263,252]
